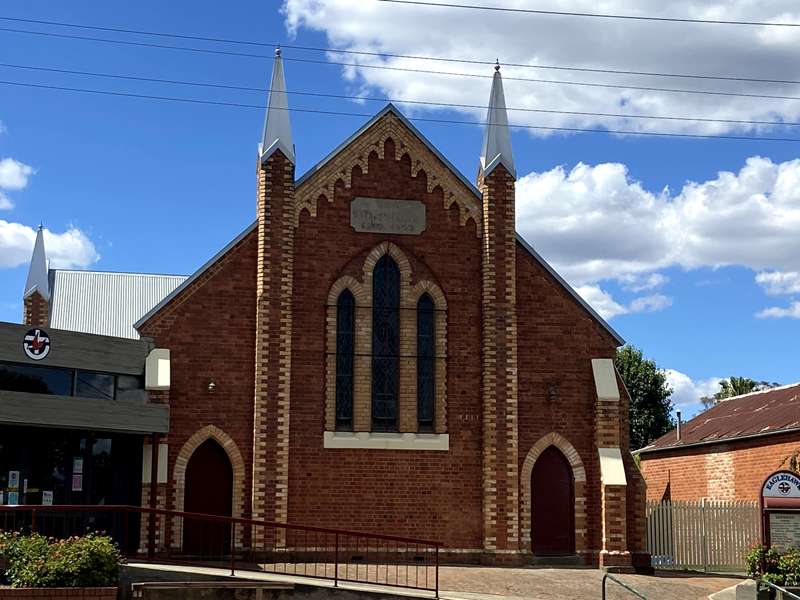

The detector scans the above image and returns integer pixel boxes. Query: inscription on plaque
[350,197,426,235]
[770,513,800,552]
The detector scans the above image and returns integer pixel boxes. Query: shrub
[0,532,121,588]
[747,544,781,581]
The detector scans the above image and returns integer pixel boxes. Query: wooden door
[532,445,575,556]
[183,439,233,556]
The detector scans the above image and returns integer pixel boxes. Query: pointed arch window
[417,293,436,432]
[372,255,400,432]
[335,289,355,430]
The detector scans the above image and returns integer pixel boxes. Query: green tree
[615,345,674,451]
[700,377,780,409]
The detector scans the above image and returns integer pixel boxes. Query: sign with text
[770,513,800,552]
[763,471,800,498]
[351,197,426,235]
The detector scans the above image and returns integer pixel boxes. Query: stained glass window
[372,255,400,431]
[335,289,355,430]
[417,293,435,432]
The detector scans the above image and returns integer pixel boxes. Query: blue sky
[2,0,800,416]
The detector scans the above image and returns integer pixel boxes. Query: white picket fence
[646,500,761,571]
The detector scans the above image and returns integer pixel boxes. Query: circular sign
[23,328,51,361]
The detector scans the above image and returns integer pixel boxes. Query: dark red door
[183,439,233,556]
[532,446,575,556]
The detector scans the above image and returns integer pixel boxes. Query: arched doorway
[532,445,575,556]
[183,439,233,556]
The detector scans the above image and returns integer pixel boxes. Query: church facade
[18,51,647,567]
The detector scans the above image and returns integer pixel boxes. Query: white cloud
[665,369,723,409]
[575,285,627,319]
[756,301,800,319]
[629,294,673,313]
[620,273,668,292]
[756,270,800,295]
[284,0,800,136]
[0,220,99,269]
[516,157,800,287]
[0,192,12,210]
[0,158,34,191]
[575,285,672,319]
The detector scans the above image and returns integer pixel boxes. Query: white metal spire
[480,62,515,179]
[24,224,50,300]
[259,47,295,164]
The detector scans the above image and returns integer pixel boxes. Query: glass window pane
[0,362,73,396]
[372,255,400,432]
[75,371,115,400]
[417,294,436,432]
[335,290,355,431]
[116,375,145,402]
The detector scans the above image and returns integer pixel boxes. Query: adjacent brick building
[13,51,647,567]
[638,383,800,502]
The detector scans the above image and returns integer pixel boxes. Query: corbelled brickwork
[640,431,800,502]
[22,291,48,327]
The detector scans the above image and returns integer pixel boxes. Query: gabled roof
[133,221,257,331]
[515,234,624,346]
[296,103,482,200]
[638,382,800,455]
[49,269,187,339]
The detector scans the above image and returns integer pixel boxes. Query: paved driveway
[438,567,742,600]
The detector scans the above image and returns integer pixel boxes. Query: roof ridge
[53,269,188,278]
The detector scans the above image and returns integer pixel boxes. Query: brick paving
[437,566,742,600]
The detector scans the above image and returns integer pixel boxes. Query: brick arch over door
[521,432,587,554]
[171,425,245,548]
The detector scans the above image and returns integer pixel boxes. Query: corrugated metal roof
[638,382,800,454]
[49,270,187,339]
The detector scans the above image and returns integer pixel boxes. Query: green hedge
[0,532,121,588]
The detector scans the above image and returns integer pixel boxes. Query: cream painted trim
[598,447,628,486]
[591,358,620,402]
[324,431,449,451]
[142,442,168,484]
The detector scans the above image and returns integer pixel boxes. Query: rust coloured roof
[638,382,800,454]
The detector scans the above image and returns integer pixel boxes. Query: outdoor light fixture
[208,380,216,394]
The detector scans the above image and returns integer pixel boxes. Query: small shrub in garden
[780,549,800,587]
[0,532,121,588]
[747,544,781,581]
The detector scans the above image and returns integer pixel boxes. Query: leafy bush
[0,532,121,588]
[747,544,800,587]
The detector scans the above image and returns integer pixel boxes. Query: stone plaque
[350,197,426,235]
[770,513,800,552]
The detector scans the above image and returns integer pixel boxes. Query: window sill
[323,431,449,451]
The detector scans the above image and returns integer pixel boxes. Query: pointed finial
[495,58,500,72]
[24,224,50,300]
[38,221,43,231]
[259,46,295,164]
[480,64,515,179]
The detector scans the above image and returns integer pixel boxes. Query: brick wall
[288,128,484,550]
[640,430,800,501]
[138,229,258,544]
[22,291,49,327]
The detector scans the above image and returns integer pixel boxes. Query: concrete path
[129,562,743,600]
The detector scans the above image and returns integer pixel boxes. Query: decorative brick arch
[171,425,245,548]
[521,432,587,554]
[325,242,448,433]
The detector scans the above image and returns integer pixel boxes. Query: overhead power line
[374,0,800,27]
[3,78,800,143]
[1,15,800,85]
[3,26,800,102]
[4,61,800,128]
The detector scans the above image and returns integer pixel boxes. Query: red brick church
[18,50,647,567]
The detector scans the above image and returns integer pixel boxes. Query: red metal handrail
[0,504,441,596]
